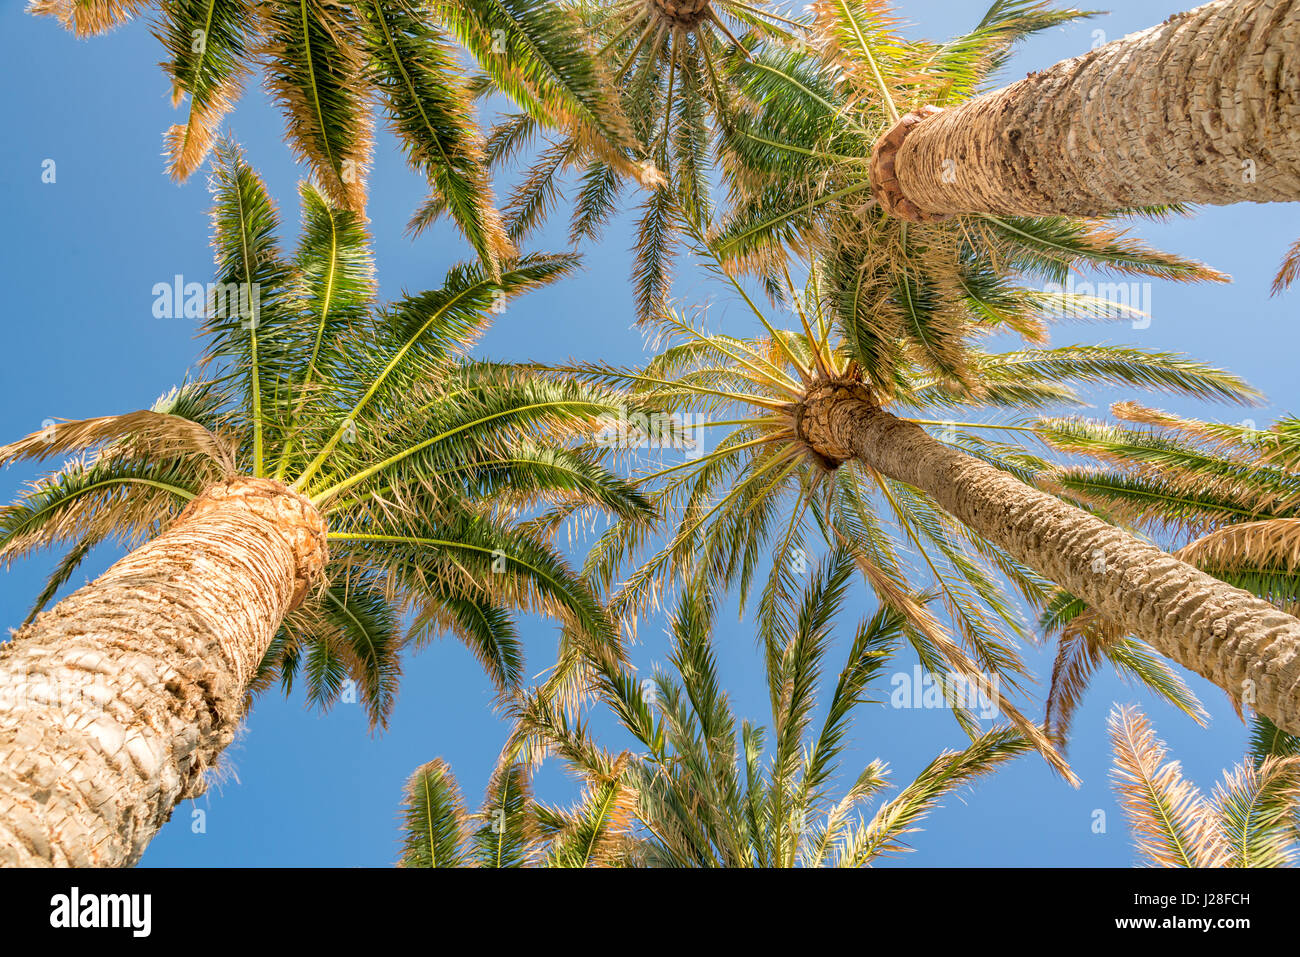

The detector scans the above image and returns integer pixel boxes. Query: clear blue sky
[1,2,1296,867]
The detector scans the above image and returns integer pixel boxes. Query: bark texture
[872,0,1300,220]
[798,382,1300,736]
[649,0,712,28]
[0,477,326,867]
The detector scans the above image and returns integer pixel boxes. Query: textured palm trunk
[650,0,712,28]
[870,0,1300,222]
[799,383,1300,735]
[0,478,326,867]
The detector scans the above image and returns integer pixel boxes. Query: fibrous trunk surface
[800,382,1300,735]
[0,478,326,866]
[873,0,1300,220]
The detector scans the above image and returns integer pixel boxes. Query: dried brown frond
[1273,237,1300,296]
[808,0,923,112]
[166,100,229,182]
[164,67,250,182]
[845,541,1078,785]
[1109,705,1230,868]
[1110,403,1263,460]
[0,411,236,474]
[28,0,150,36]
[1044,609,1122,742]
[1176,518,1300,576]
[537,769,639,867]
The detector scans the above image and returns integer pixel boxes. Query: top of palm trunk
[795,378,875,471]
[648,0,713,29]
[869,105,955,224]
[178,477,329,609]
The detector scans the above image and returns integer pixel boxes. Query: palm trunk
[870,0,1300,222]
[799,383,1300,735]
[650,0,713,28]
[0,478,326,867]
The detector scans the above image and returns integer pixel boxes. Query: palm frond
[399,758,470,867]
[28,0,151,36]
[1108,705,1229,868]
[357,0,511,271]
[158,0,255,179]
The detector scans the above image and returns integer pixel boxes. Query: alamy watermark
[594,407,707,460]
[1041,275,1153,329]
[889,665,1001,720]
[152,275,262,328]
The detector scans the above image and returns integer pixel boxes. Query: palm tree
[1109,704,1300,868]
[0,142,652,867]
[867,0,1300,223]
[26,0,638,272]
[563,216,1300,755]
[1035,405,1300,751]
[571,0,1300,740]
[511,551,1032,866]
[397,750,635,867]
[479,0,810,321]
[704,1,1300,297]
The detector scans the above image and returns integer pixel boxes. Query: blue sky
[1,1,1296,867]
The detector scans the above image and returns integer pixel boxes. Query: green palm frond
[357,0,511,272]
[40,0,630,273]
[840,726,1030,866]
[937,2,1099,94]
[512,550,1030,867]
[1211,755,1300,868]
[434,0,637,167]
[540,774,638,867]
[396,740,638,868]
[260,0,372,212]
[399,758,471,867]
[280,579,402,728]
[0,456,206,568]
[468,758,535,867]
[1250,715,1300,766]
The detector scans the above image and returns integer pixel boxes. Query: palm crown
[709,2,1230,388]
[0,142,653,727]
[486,0,811,321]
[560,224,1258,774]
[505,550,1032,866]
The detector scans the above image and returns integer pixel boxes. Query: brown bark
[798,382,1300,736]
[871,0,1300,221]
[0,477,326,867]
[649,0,712,29]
